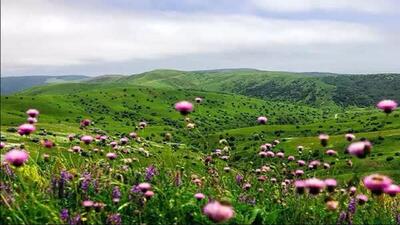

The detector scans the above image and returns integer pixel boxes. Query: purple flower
[337,211,347,225]
[112,186,121,203]
[235,174,243,185]
[145,165,157,181]
[348,198,356,214]
[107,213,122,225]
[81,172,91,192]
[70,214,81,225]
[60,208,69,221]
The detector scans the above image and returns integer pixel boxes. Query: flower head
[80,135,93,144]
[5,149,29,167]
[257,116,268,124]
[26,109,39,118]
[17,124,36,135]
[203,201,234,223]
[174,101,194,115]
[377,100,398,114]
[363,174,392,195]
[305,178,325,195]
[384,184,400,197]
[347,141,372,158]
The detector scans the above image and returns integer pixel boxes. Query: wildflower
[326,149,337,156]
[276,152,284,158]
[345,133,355,142]
[0,142,5,149]
[235,174,243,185]
[203,201,234,223]
[27,117,37,124]
[347,141,372,158]
[348,198,356,214]
[287,156,295,161]
[325,179,337,192]
[377,100,398,114]
[144,190,154,199]
[4,149,29,167]
[26,109,39,117]
[17,124,36,135]
[305,178,326,195]
[194,193,205,200]
[145,165,156,181]
[174,101,194,115]
[106,152,117,160]
[295,180,306,194]
[137,183,151,192]
[319,134,329,147]
[80,135,93,144]
[80,119,91,127]
[326,200,339,211]
[82,200,94,209]
[60,208,69,222]
[42,139,54,148]
[129,132,137,139]
[297,160,306,166]
[356,194,368,205]
[195,97,203,103]
[257,116,268,124]
[295,170,304,177]
[107,213,122,225]
[384,184,400,197]
[363,174,392,195]
[112,186,121,203]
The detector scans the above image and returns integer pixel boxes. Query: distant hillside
[99,69,399,107]
[0,75,89,94]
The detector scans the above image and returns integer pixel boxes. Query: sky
[1,0,400,76]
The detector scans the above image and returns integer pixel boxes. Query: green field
[1,71,399,224]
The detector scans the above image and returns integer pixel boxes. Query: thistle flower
[347,141,372,158]
[27,117,37,124]
[345,133,356,142]
[0,142,5,149]
[60,208,69,221]
[319,134,329,147]
[129,132,137,139]
[325,179,337,192]
[139,121,147,129]
[26,109,39,117]
[119,137,128,145]
[243,183,251,190]
[80,135,93,144]
[144,190,154,199]
[145,165,157,181]
[383,184,400,197]
[348,198,356,214]
[194,193,205,200]
[356,194,368,205]
[195,97,203,103]
[297,145,304,151]
[80,119,91,127]
[295,170,304,177]
[4,149,29,167]
[326,149,337,156]
[305,178,325,195]
[363,174,392,195]
[82,200,94,209]
[106,152,117,160]
[235,174,243,185]
[266,151,275,158]
[295,180,306,194]
[137,183,151,192]
[276,152,284,158]
[174,101,194,115]
[297,160,306,166]
[42,139,54,148]
[112,186,121,203]
[377,100,398,114]
[203,201,234,223]
[107,213,122,225]
[17,124,36,135]
[257,116,268,124]
[287,156,295,161]
[81,172,91,192]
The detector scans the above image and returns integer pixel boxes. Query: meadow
[1,71,399,225]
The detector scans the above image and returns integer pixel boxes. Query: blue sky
[1,0,400,76]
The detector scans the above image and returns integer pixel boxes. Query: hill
[0,75,89,94]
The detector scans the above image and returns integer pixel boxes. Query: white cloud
[1,0,398,75]
[250,0,398,13]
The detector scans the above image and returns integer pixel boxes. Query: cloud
[1,0,399,75]
[250,0,399,13]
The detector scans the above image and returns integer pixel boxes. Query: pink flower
[294,180,306,194]
[297,146,304,151]
[138,182,152,192]
[4,149,29,167]
[276,152,284,158]
[120,137,128,145]
[349,186,357,195]
[363,174,392,195]
[144,190,154,198]
[0,142,5,149]
[257,116,268,124]
[174,101,194,115]
[287,156,295,161]
[203,201,234,223]
[106,152,117,160]
[194,193,205,200]
[258,151,267,158]
[356,194,368,205]
[305,178,325,195]
[27,117,37,124]
[42,140,54,148]
[319,134,329,147]
[80,135,93,144]
[384,184,400,197]
[345,133,355,142]
[325,149,337,156]
[243,183,252,190]
[80,119,91,127]
[26,109,39,118]
[67,134,75,141]
[129,132,137,138]
[17,124,36,136]
[295,170,304,176]
[297,160,306,166]
[347,141,372,158]
[82,200,94,208]
[324,179,337,192]
[139,121,147,128]
[266,151,275,158]
[72,146,81,153]
[377,100,398,114]
[195,97,203,103]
